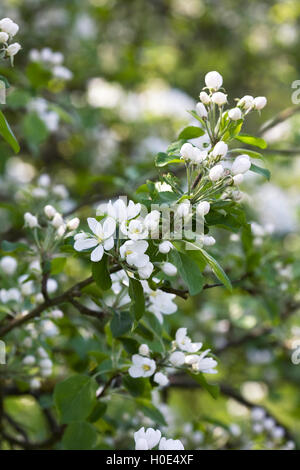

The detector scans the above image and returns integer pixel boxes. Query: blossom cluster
[128,328,217,383]
[134,427,184,450]
[0,17,21,63]
[29,47,73,81]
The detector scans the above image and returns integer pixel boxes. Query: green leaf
[123,376,150,398]
[0,110,20,153]
[1,240,28,253]
[170,250,204,295]
[22,112,49,147]
[119,337,139,354]
[187,110,206,127]
[250,163,271,180]
[50,257,67,275]
[188,371,220,400]
[54,374,98,424]
[155,152,182,167]
[62,422,98,450]
[235,133,267,149]
[185,243,232,291]
[91,255,112,291]
[110,310,133,338]
[178,126,205,140]
[88,402,107,422]
[230,148,264,160]
[136,399,167,426]
[129,277,145,320]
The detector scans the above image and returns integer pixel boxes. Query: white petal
[87,218,102,237]
[74,238,97,251]
[146,429,161,449]
[104,236,114,251]
[103,217,116,238]
[90,244,104,262]
[129,365,142,378]
[135,438,149,450]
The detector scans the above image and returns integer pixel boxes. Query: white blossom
[233,174,244,185]
[209,164,224,181]
[205,71,223,91]
[159,437,184,450]
[211,92,227,106]
[138,261,154,279]
[254,96,267,110]
[44,205,56,219]
[199,91,210,104]
[154,372,169,387]
[232,155,251,175]
[175,328,202,353]
[0,32,9,43]
[134,427,161,450]
[138,344,150,356]
[0,256,17,275]
[228,107,242,120]
[52,212,64,228]
[238,95,254,110]
[67,217,80,231]
[23,355,36,366]
[161,262,177,277]
[120,240,149,268]
[211,141,228,158]
[158,241,173,254]
[196,102,208,118]
[169,351,185,366]
[129,354,156,378]
[97,199,141,223]
[74,217,116,262]
[196,201,210,217]
[6,42,21,57]
[24,212,39,228]
[0,18,19,36]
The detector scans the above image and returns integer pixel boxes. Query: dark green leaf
[92,255,112,291]
[170,250,204,295]
[0,110,20,153]
[110,310,133,337]
[250,163,271,180]
[62,422,98,450]
[129,277,145,320]
[178,126,205,140]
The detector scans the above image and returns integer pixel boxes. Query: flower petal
[74,237,97,251]
[104,236,114,251]
[87,218,102,237]
[103,217,116,238]
[90,244,104,262]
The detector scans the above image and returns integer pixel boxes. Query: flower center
[142,364,151,371]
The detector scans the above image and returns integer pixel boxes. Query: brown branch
[259,105,300,135]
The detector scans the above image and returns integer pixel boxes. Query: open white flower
[175,328,202,353]
[159,437,184,450]
[120,240,149,268]
[138,261,154,279]
[121,218,148,240]
[74,217,116,262]
[129,354,156,378]
[134,427,161,450]
[97,198,141,223]
[154,372,169,387]
[190,349,218,374]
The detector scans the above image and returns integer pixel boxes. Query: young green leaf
[110,310,133,338]
[170,250,204,295]
[54,374,98,424]
[0,110,20,153]
[235,133,267,149]
[250,163,271,180]
[91,255,112,291]
[155,152,182,167]
[178,125,205,140]
[129,277,145,320]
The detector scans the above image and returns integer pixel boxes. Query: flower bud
[232,155,251,174]
[199,91,210,105]
[159,241,173,254]
[67,217,80,231]
[169,351,185,366]
[238,95,254,110]
[161,262,177,277]
[211,92,227,106]
[192,148,207,164]
[138,262,154,279]
[180,143,194,160]
[228,107,242,120]
[203,235,216,246]
[44,205,56,219]
[24,212,39,228]
[253,96,267,110]
[139,344,150,356]
[6,42,21,57]
[52,212,64,228]
[196,102,208,119]
[211,141,228,158]
[23,355,36,366]
[154,372,169,387]
[0,32,8,43]
[209,164,224,181]
[205,71,223,91]
[196,201,210,216]
[233,174,244,185]
[0,256,17,275]
[0,18,19,36]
